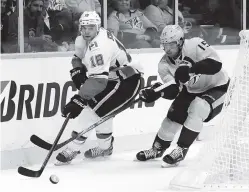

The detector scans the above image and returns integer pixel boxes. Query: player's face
[161,42,180,58]
[80,25,98,41]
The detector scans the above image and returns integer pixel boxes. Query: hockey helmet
[160,25,184,46]
[79,11,101,31]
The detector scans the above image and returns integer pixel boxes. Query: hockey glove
[175,64,191,84]
[70,66,88,90]
[62,95,87,119]
[139,82,162,103]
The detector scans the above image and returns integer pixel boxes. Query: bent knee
[158,118,182,141]
[188,97,211,121]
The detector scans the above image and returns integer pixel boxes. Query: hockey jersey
[158,37,229,93]
[107,9,157,36]
[74,28,136,80]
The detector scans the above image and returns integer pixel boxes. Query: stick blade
[30,135,52,150]
[18,166,41,178]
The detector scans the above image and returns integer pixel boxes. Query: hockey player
[56,11,142,164]
[136,25,229,167]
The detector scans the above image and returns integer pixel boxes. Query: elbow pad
[191,58,222,75]
[161,84,179,100]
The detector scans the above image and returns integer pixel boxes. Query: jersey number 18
[90,54,104,67]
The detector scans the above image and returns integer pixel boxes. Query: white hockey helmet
[79,11,101,31]
[160,25,184,46]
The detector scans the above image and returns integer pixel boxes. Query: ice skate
[161,146,189,167]
[136,148,165,161]
[84,137,114,158]
[55,148,81,166]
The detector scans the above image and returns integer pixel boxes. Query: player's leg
[84,118,115,158]
[161,96,210,167]
[136,87,195,161]
[136,117,182,161]
[162,83,229,167]
[55,107,102,165]
[84,73,141,158]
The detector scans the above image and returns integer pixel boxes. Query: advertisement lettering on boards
[0,75,158,122]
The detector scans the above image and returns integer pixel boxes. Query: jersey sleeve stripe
[89,72,109,79]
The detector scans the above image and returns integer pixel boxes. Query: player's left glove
[139,82,162,103]
[174,62,192,84]
[62,95,87,119]
[70,65,88,90]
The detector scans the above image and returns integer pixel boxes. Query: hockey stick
[30,98,141,151]
[17,114,71,178]
[30,81,174,151]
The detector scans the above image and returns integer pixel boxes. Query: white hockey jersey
[158,37,229,93]
[74,28,135,80]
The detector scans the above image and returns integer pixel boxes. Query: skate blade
[161,161,180,168]
[133,157,161,162]
[54,160,71,166]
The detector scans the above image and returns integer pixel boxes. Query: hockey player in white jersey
[136,25,229,167]
[55,11,142,164]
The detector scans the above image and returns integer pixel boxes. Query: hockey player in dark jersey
[136,25,230,167]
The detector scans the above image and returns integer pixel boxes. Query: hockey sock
[96,133,113,149]
[152,134,171,151]
[177,126,199,148]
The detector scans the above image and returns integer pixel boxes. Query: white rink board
[0,48,239,169]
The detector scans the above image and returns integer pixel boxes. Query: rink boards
[0,46,239,169]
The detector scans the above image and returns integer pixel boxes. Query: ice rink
[0,142,204,192]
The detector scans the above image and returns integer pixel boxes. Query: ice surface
[0,143,204,192]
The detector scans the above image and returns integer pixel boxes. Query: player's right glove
[139,82,162,103]
[70,65,88,90]
[174,63,191,84]
[62,95,87,119]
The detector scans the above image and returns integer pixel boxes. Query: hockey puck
[49,174,59,184]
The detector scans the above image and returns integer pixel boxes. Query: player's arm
[70,36,88,90]
[78,48,111,100]
[175,38,222,84]
[190,58,222,75]
[140,64,179,103]
[72,36,86,68]
[190,38,222,75]
[158,67,179,100]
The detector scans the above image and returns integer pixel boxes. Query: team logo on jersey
[188,74,201,85]
[125,17,143,30]
[89,41,98,51]
[48,0,65,11]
